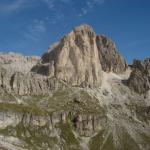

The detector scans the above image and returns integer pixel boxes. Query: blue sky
[0,0,150,63]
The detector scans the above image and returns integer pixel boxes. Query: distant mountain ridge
[0,52,40,74]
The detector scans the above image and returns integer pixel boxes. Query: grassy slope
[0,88,150,150]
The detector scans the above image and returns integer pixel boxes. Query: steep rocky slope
[31,24,127,87]
[96,35,127,73]
[0,53,50,96]
[32,25,103,88]
[0,72,150,150]
[0,25,127,95]
[128,58,150,94]
[0,24,150,150]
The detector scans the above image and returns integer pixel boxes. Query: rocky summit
[31,24,127,88]
[0,24,150,150]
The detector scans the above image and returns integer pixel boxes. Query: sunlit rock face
[0,52,66,95]
[0,68,66,95]
[32,25,102,88]
[0,24,127,95]
[0,24,150,150]
[32,24,127,88]
[128,58,150,94]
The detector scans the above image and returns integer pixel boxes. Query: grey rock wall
[128,58,150,94]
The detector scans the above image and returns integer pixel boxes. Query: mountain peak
[31,24,127,88]
[73,24,94,33]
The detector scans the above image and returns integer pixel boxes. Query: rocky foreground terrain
[0,24,150,150]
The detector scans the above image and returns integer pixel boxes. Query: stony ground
[0,69,150,150]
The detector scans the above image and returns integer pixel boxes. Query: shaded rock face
[96,35,127,73]
[128,58,150,94]
[32,24,127,88]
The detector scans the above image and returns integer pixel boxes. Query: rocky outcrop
[72,113,106,136]
[32,25,102,88]
[0,69,66,95]
[32,24,127,88]
[0,52,40,74]
[127,58,150,94]
[96,35,127,73]
[0,52,65,95]
[0,110,106,137]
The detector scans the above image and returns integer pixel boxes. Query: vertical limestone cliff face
[0,24,128,95]
[32,24,127,88]
[32,25,103,87]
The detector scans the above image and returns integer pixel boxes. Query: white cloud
[60,0,71,3]
[41,0,105,24]
[42,0,55,9]
[24,20,47,41]
[0,0,29,13]
[79,8,88,16]
[94,0,105,4]
[79,0,105,17]
[42,0,71,9]
[32,20,47,32]
[41,0,66,24]
[0,0,106,31]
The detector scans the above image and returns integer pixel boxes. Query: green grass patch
[0,103,47,116]
[89,130,105,150]
[59,122,80,150]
